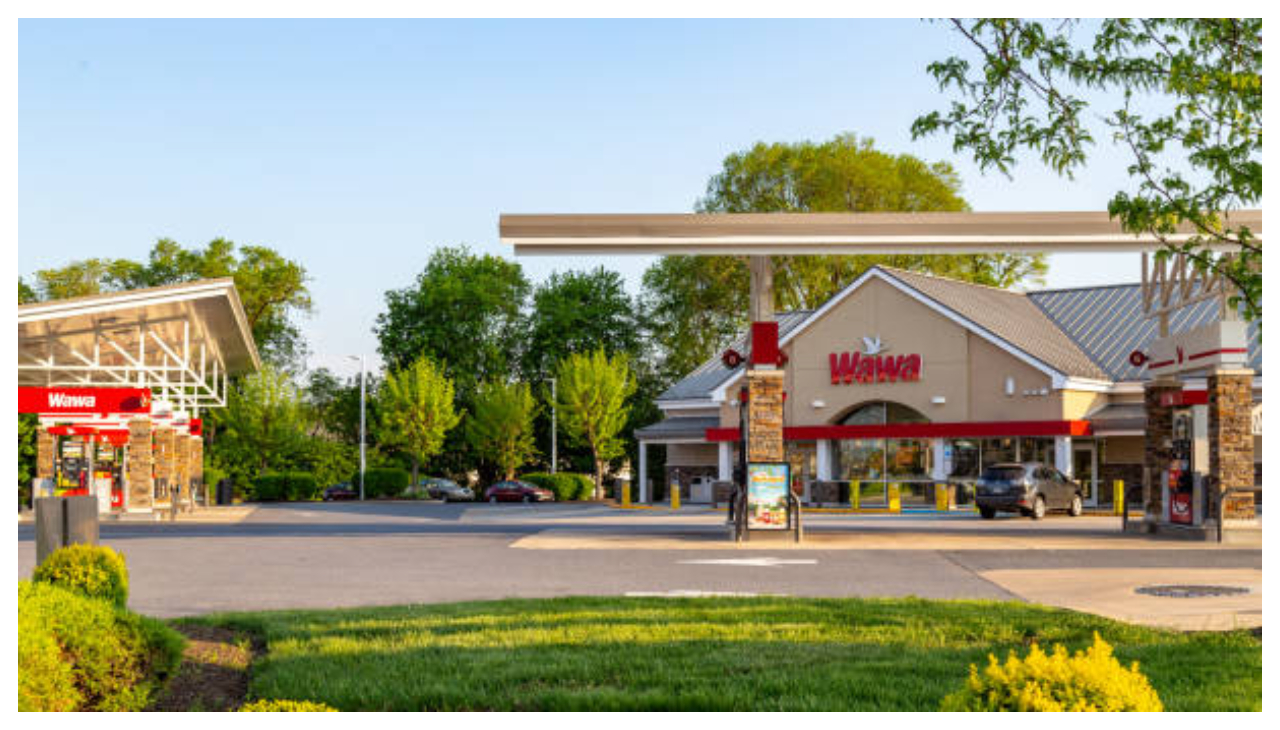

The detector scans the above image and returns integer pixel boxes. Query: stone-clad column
[189,436,204,507]
[173,435,190,510]
[153,427,175,506]
[1208,369,1255,520]
[1143,378,1182,524]
[126,419,153,511]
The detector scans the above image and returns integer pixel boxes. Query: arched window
[836,401,929,426]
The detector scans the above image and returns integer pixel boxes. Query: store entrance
[1072,441,1098,506]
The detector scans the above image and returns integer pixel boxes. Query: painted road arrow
[678,557,817,567]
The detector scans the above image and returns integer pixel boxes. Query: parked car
[484,480,555,503]
[422,477,474,502]
[322,482,357,501]
[974,462,1084,520]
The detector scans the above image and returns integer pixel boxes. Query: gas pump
[1167,409,1195,525]
[55,437,89,497]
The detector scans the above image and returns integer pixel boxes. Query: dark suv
[975,462,1084,520]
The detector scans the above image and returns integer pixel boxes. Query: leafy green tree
[18,414,38,508]
[466,379,538,481]
[375,245,529,393]
[18,278,38,304]
[377,357,463,487]
[913,18,1261,322]
[555,348,637,499]
[641,134,1047,380]
[214,365,308,489]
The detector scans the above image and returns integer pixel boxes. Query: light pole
[550,377,557,474]
[348,355,367,501]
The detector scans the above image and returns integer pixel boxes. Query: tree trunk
[411,458,419,492]
[592,446,603,500]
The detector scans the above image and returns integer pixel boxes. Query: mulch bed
[149,623,260,712]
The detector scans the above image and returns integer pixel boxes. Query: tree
[25,238,313,368]
[555,348,637,499]
[214,365,307,488]
[912,18,1261,322]
[641,134,1048,380]
[377,357,463,487]
[465,379,538,481]
[374,245,529,393]
[521,268,641,383]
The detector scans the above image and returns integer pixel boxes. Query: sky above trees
[18,19,1145,376]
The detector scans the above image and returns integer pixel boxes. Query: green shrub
[240,698,339,712]
[940,633,1163,712]
[18,581,185,712]
[520,472,594,501]
[359,467,410,498]
[32,544,129,608]
[249,472,322,502]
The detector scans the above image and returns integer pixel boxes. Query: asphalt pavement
[16,502,1263,625]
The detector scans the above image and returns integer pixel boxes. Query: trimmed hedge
[32,544,129,608]
[18,581,185,711]
[240,698,339,712]
[249,472,322,502]
[520,472,594,501]
[358,467,410,499]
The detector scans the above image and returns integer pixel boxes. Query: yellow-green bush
[941,633,1163,712]
[32,544,129,608]
[240,698,339,712]
[18,581,185,711]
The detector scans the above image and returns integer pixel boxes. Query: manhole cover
[1134,584,1251,598]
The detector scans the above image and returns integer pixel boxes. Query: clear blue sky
[19,19,1144,376]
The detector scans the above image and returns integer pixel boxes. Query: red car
[484,480,555,503]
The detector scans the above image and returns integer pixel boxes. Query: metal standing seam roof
[634,416,723,441]
[1028,284,1261,381]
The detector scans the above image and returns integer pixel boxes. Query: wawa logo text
[48,392,96,409]
[829,336,922,384]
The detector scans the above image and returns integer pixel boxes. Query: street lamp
[550,377,557,474]
[347,355,367,501]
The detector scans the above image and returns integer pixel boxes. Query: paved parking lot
[17,501,1262,628]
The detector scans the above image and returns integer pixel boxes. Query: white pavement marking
[679,557,818,567]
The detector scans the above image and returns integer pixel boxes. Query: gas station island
[18,279,259,515]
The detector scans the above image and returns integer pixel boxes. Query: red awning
[706,420,1093,442]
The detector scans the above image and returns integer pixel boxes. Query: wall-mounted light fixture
[1005,376,1016,396]
[811,400,826,409]
[931,396,946,405]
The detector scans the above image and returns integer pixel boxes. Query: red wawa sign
[829,339,923,384]
[18,387,152,415]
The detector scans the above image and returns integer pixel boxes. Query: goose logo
[861,336,886,355]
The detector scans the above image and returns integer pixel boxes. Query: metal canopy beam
[500,210,1262,256]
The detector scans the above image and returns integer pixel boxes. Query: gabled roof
[656,265,1263,404]
[880,267,1109,381]
[1028,284,1261,381]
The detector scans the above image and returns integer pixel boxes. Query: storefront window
[948,439,981,479]
[887,439,929,479]
[839,402,886,425]
[838,439,884,480]
[981,438,1017,467]
[1020,437,1055,465]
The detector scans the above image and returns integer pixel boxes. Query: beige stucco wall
[1103,436,1145,464]
[666,442,720,467]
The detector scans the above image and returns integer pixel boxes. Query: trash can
[216,479,234,506]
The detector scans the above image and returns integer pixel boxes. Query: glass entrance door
[1072,442,1097,506]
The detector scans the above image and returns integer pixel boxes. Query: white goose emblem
[862,336,886,355]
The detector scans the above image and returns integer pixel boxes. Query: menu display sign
[747,462,790,530]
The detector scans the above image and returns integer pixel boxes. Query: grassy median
[199,596,1261,711]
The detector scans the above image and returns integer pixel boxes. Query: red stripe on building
[707,420,1093,442]
[1188,347,1249,362]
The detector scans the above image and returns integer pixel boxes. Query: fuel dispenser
[1164,408,1209,526]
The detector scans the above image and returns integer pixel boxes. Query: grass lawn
[198,596,1261,711]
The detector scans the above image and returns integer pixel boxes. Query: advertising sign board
[747,462,790,530]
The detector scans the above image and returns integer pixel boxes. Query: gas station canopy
[500,210,1262,255]
[18,278,261,420]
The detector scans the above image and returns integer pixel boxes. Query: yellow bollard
[888,483,901,513]
[670,481,680,510]
[852,480,861,511]
[935,482,950,511]
[1113,480,1124,516]
[621,480,631,507]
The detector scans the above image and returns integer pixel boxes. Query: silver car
[975,462,1084,520]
